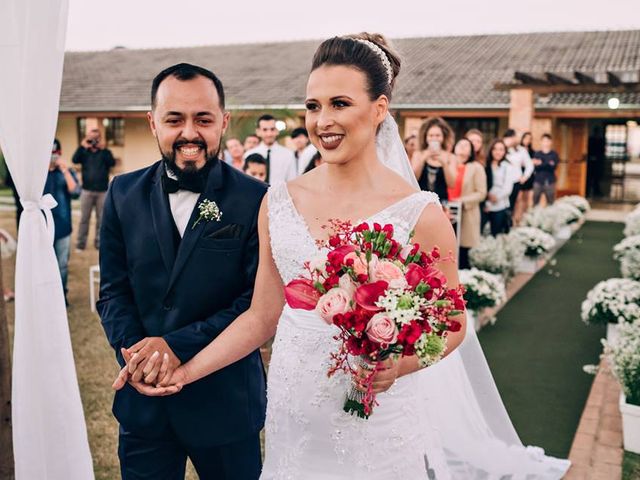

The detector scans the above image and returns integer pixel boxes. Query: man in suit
[97,63,267,480]
[244,114,297,184]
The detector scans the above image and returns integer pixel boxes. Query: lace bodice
[267,182,440,284]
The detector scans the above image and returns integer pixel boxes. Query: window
[103,118,125,147]
[445,118,500,145]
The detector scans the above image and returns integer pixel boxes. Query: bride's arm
[399,202,466,377]
[179,197,284,385]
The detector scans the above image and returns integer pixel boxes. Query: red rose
[354,222,370,233]
[354,281,388,311]
[405,263,447,290]
[284,279,322,310]
[448,320,462,332]
[327,245,357,268]
[397,321,423,345]
[382,224,394,239]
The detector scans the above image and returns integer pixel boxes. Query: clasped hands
[352,357,401,394]
[112,337,186,397]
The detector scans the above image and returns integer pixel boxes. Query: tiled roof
[60,30,640,112]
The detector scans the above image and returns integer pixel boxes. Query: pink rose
[371,260,407,290]
[344,251,378,278]
[315,288,352,324]
[338,274,357,296]
[365,312,399,345]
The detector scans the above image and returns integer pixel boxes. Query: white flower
[580,278,640,325]
[603,321,640,404]
[556,195,591,214]
[624,208,640,237]
[458,268,506,312]
[508,227,556,258]
[469,234,524,278]
[192,199,222,229]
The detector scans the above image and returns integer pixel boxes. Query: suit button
[163,303,172,311]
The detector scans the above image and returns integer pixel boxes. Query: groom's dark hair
[151,63,225,109]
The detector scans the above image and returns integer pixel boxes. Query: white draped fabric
[0,0,94,478]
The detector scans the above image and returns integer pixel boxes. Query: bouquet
[508,227,556,259]
[284,221,465,418]
[458,268,506,312]
[580,278,640,325]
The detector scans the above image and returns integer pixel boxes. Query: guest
[450,139,487,268]
[290,127,317,176]
[484,139,513,236]
[224,137,245,170]
[303,151,323,174]
[243,153,268,182]
[532,134,560,206]
[502,129,533,225]
[465,128,486,166]
[243,134,260,151]
[411,117,457,203]
[517,131,536,215]
[45,139,81,304]
[72,128,115,250]
[244,114,296,184]
[404,134,417,159]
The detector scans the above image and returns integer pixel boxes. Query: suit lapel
[150,164,176,274]
[167,160,225,292]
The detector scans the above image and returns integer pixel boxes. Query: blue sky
[66,0,640,51]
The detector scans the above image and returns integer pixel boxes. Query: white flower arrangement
[624,208,640,237]
[192,199,222,229]
[580,278,640,326]
[508,227,556,258]
[469,234,525,278]
[613,235,640,260]
[458,268,506,312]
[553,202,584,225]
[603,321,640,406]
[521,206,559,233]
[620,249,640,281]
[556,195,591,214]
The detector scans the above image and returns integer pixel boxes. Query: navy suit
[97,159,267,479]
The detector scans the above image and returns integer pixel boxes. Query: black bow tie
[161,174,205,194]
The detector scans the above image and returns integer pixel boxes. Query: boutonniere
[192,199,222,229]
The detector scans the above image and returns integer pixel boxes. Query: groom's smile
[148,74,230,172]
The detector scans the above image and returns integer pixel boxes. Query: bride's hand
[353,357,401,394]
[112,349,186,396]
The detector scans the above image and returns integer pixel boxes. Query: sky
[66,0,640,51]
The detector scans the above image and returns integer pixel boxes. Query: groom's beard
[159,137,221,182]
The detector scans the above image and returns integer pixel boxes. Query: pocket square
[205,223,243,240]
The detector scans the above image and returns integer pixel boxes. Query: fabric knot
[21,194,58,243]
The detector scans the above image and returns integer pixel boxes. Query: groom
[97,63,267,479]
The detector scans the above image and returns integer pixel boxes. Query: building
[58,30,640,201]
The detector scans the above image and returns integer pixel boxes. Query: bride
[119,33,570,479]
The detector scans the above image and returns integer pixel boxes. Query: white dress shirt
[506,145,534,184]
[245,142,297,184]
[295,143,318,176]
[165,169,199,237]
[486,161,513,212]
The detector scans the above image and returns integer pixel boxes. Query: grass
[623,451,640,479]
[478,221,624,458]
[0,210,197,479]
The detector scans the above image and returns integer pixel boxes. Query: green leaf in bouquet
[313,281,327,294]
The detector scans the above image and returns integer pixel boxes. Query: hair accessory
[353,38,394,85]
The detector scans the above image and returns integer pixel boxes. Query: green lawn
[478,222,624,458]
[623,451,640,479]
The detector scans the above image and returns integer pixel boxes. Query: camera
[88,138,99,147]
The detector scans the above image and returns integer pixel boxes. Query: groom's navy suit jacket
[97,159,267,447]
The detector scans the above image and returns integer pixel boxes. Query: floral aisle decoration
[508,227,556,274]
[613,235,640,281]
[556,195,591,214]
[580,278,640,335]
[603,321,640,453]
[624,207,640,238]
[469,234,525,279]
[458,268,506,330]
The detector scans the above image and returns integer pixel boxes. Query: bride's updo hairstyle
[310,32,401,101]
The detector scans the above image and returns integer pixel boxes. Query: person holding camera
[411,117,457,202]
[72,128,115,251]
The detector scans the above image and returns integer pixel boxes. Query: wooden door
[555,119,588,197]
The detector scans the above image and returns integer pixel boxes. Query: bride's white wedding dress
[260,114,570,480]
[260,182,570,480]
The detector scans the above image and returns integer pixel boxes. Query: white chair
[446,201,462,249]
[89,265,100,313]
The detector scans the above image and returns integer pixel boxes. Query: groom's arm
[162,204,262,364]
[97,177,147,367]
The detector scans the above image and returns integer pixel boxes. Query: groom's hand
[126,337,181,385]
